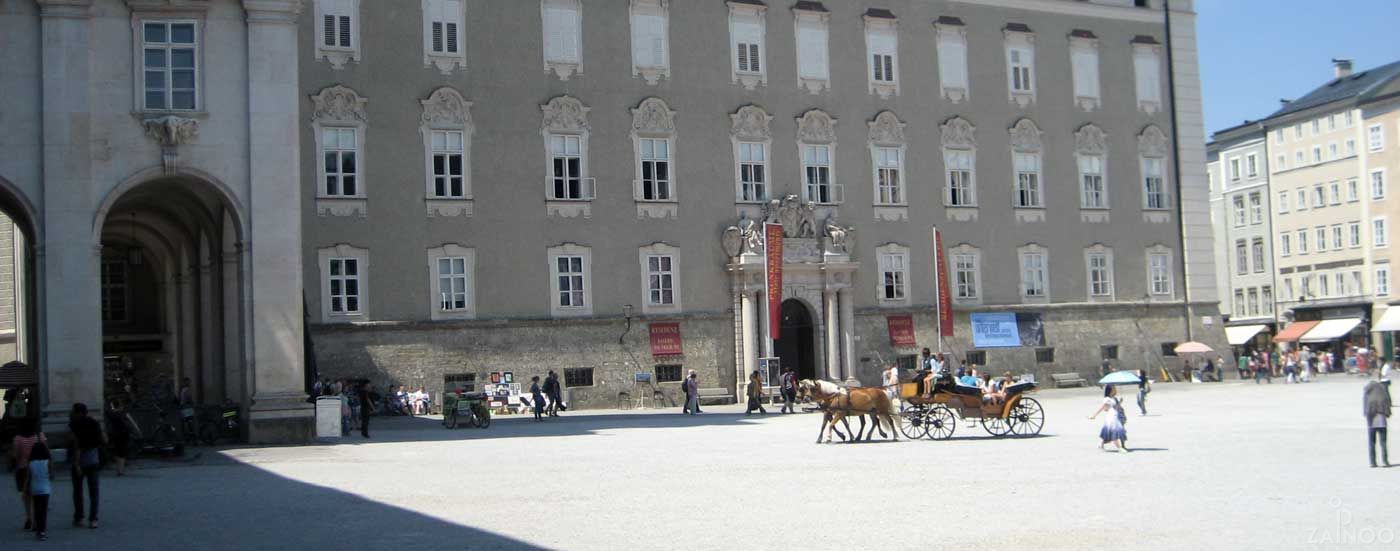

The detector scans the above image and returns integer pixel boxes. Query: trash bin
[315,396,342,439]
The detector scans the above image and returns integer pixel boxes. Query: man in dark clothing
[68,403,104,528]
[1365,380,1391,468]
[543,371,562,417]
[357,383,372,438]
[779,368,797,414]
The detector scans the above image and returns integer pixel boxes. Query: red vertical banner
[764,223,784,340]
[934,228,955,337]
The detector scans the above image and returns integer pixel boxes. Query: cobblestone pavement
[3,377,1396,550]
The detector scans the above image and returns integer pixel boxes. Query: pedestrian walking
[682,370,701,415]
[68,403,103,529]
[544,371,562,417]
[10,417,45,532]
[356,382,372,438]
[1089,385,1128,453]
[883,363,900,401]
[1365,379,1391,468]
[745,370,767,415]
[26,442,52,541]
[1135,369,1151,416]
[530,376,545,421]
[780,367,798,414]
[104,399,133,476]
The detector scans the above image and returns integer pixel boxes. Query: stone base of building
[247,393,315,444]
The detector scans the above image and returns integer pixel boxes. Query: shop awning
[1374,308,1400,332]
[1273,320,1320,343]
[1225,324,1268,345]
[1298,318,1363,343]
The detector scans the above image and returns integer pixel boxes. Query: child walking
[28,442,53,541]
[1089,385,1128,452]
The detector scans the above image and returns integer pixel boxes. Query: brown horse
[799,379,899,443]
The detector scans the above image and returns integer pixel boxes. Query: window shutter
[938,35,966,88]
[1135,50,1160,102]
[559,7,578,60]
[338,15,351,47]
[797,23,827,79]
[323,14,335,46]
[444,0,461,53]
[432,21,443,52]
[748,44,759,72]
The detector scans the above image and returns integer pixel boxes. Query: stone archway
[776,299,817,380]
[0,175,39,422]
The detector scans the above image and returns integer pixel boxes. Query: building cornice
[35,0,93,18]
[946,0,1176,23]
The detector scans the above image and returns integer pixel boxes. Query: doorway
[775,299,817,381]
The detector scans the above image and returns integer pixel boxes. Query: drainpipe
[1164,0,1194,343]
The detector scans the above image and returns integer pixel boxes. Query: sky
[1196,0,1400,137]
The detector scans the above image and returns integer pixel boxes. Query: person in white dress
[1089,385,1128,452]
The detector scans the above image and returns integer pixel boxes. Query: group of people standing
[8,403,106,542]
[528,371,564,421]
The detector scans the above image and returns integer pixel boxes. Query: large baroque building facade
[301,0,1223,406]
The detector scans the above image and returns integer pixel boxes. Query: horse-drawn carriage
[896,376,1044,439]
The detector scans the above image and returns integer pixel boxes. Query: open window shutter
[649,13,666,67]
[798,23,826,79]
[323,13,336,46]
[544,6,564,60]
[938,36,966,88]
[560,6,578,61]
[1136,51,1160,102]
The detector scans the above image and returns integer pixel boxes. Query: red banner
[649,322,683,356]
[765,223,784,340]
[887,315,916,346]
[934,228,955,337]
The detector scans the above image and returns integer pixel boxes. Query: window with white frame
[803,144,836,204]
[1232,289,1244,317]
[419,87,473,206]
[1319,274,1330,297]
[794,9,830,93]
[542,0,582,79]
[1374,217,1388,247]
[549,134,587,199]
[1280,232,1291,256]
[1347,178,1359,202]
[945,148,975,206]
[729,2,766,88]
[1246,154,1258,177]
[1247,288,1259,316]
[952,249,980,301]
[1069,33,1100,110]
[1316,227,1328,252]
[1296,188,1307,210]
[1079,155,1106,209]
[1312,184,1325,208]
[865,14,898,97]
[100,257,128,323]
[328,258,361,315]
[1297,229,1308,254]
[1328,142,1339,160]
[878,246,910,304]
[1329,114,1337,131]
[1086,248,1113,298]
[637,137,671,201]
[737,141,767,202]
[1377,265,1391,296]
[1252,238,1265,273]
[1274,129,1284,144]
[1369,124,1385,151]
[1295,151,1304,165]
[1312,146,1322,163]
[1283,278,1293,300]
[1329,181,1341,205]
[1344,111,1354,127]
[1277,191,1289,213]
[1014,153,1042,208]
[548,244,591,316]
[873,147,903,205]
[141,21,198,111]
[429,130,465,198]
[322,127,359,197]
[422,0,464,72]
[1232,195,1246,227]
[1373,169,1388,200]
[1228,158,1240,180]
[1249,192,1263,224]
[1234,240,1247,275]
[629,0,669,84]
[1346,138,1356,156]
[1313,119,1321,134]
[315,0,360,69]
[318,244,369,321]
[1300,276,1312,298]
[436,256,469,311]
[1006,41,1034,98]
[935,19,969,102]
[1020,248,1047,299]
[427,244,475,320]
[1142,157,1166,209]
[1276,154,1287,171]
[646,255,674,306]
[1148,250,1172,296]
[1133,40,1162,112]
[1262,286,1273,313]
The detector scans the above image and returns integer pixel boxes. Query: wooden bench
[698,387,735,406]
[1050,372,1088,388]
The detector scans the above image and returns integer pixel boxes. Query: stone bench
[698,387,735,406]
[1050,372,1088,388]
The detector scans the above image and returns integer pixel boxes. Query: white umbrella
[1174,341,1214,354]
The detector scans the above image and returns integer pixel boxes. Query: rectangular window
[1369,124,1385,151]
[563,367,594,387]
[1143,157,1166,209]
[1277,191,1289,213]
[556,256,585,307]
[1228,158,1241,180]
[1101,345,1119,361]
[1088,253,1112,296]
[1079,155,1106,209]
[328,257,360,314]
[796,18,829,82]
[1274,129,1284,144]
[1316,227,1328,252]
[1070,41,1099,106]
[1134,46,1161,107]
[1312,146,1322,163]
[1232,289,1244,317]
[737,142,767,202]
[1297,230,1308,254]
[1035,348,1055,364]
[1232,196,1246,227]
[655,365,682,383]
[1331,225,1344,250]
[954,253,978,299]
[1347,221,1362,248]
[880,253,908,301]
[1296,151,1305,165]
[1249,192,1263,224]
[874,147,903,205]
[1252,238,1265,274]
[426,0,462,55]
[436,256,468,311]
[1329,142,1339,160]
[1246,154,1258,177]
[1276,154,1287,171]
[1320,274,1330,297]
[1345,111,1354,127]
[1346,138,1356,157]
[1377,266,1391,296]
[1313,185,1325,208]
[549,134,589,200]
[1296,189,1307,210]
[1373,170,1388,200]
[1329,181,1341,205]
[543,0,581,63]
[1313,119,1321,134]
[1300,275,1312,297]
[1149,253,1172,295]
[1235,240,1248,275]
[945,149,975,206]
[630,4,667,70]
[1283,278,1293,301]
[1021,252,1046,297]
[320,0,354,48]
[1014,153,1042,208]
[1280,233,1291,256]
[867,28,897,84]
[142,21,198,111]
[1347,178,1359,202]
[1161,342,1178,357]
[444,373,476,392]
[965,350,987,366]
[100,257,128,323]
[1007,47,1033,93]
[733,18,762,74]
[1351,271,1362,296]
[646,254,674,306]
[803,144,838,204]
[322,127,358,197]
[1247,288,1259,316]
[1328,114,1336,131]
[1374,217,1388,248]
[639,138,671,201]
[430,130,465,198]
[937,26,968,94]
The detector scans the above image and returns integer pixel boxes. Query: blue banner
[971,313,1022,348]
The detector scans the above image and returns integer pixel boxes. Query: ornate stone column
[839,288,857,384]
[757,290,772,357]
[739,290,756,401]
[824,290,839,380]
[243,0,312,443]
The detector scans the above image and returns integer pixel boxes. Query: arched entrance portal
[0,176,38,423]
[97,176,245,421]
[776,299,817,381]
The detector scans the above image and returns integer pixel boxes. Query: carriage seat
[1003,382,1035,397]
[946,383,983,397]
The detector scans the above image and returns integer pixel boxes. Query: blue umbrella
[1098,370,1142,386]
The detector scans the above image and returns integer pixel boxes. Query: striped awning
[1273,320,1320,343]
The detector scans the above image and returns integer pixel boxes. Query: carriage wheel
[981,416,1013,437]
[899,405,930,439]
[475,408,491,429]
[924,406,957,440]
[1008,398,1044,437]
[444,411,458,429]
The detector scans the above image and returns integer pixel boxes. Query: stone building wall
[310,314,736,410]
[0,213,15,364]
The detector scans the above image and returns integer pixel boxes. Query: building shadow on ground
[316,408,783,444]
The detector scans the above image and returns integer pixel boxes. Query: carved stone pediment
[1074,123,1107,155]
[867,111,905,145]
[1009,118,1042,152]
[766,194,819,238]
[796,109,836,144]
[731,105,772,141]
[421,87,471,127]
[142,115,199,148]
[631,97,676,135]
[1138,124,1169,157]
[310,85,368,124]
[941,116,975,149]
[542,95,590,133]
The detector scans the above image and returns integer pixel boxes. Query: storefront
[1225,323,1274,356]
[1371,306,1400,360]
